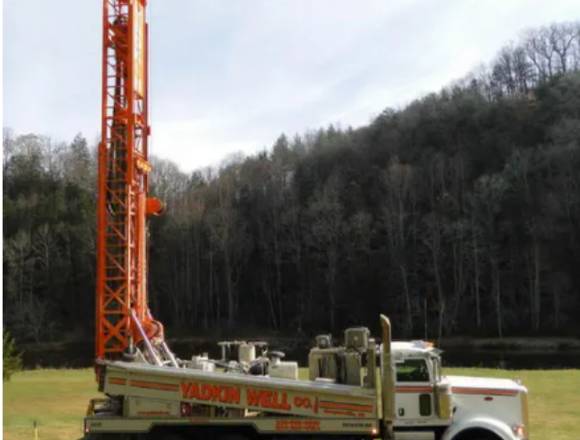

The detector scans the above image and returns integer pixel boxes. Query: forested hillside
[4,22,580,343]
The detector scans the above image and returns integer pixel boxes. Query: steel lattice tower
[96,0,164,361]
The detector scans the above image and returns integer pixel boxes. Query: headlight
[512,423,527,439]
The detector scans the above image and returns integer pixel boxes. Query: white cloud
[4,0,580,171]
[152,118,260,171]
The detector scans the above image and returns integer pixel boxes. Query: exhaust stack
[380,314,395,440]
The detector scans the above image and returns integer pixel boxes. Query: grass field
[3,368,579,440]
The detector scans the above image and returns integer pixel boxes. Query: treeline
[3,22,580,343]
[3,132,95,342]
[476,21,580,97]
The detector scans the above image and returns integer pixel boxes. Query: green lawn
[3,369,99,440]
[3,368,579,439]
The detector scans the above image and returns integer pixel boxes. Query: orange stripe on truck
[108,377,126,385]
[319,401,373,413]
[322,409,359,417]
[129,380,179,392]
[452,386,518,396]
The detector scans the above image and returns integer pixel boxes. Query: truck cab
[391,341,529,440]
[393,341,447,425]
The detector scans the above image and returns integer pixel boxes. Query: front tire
[453,428,502,440]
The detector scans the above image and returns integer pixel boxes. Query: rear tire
[217,435,250,440]
[144,432,185,440]
[84,435,138,440]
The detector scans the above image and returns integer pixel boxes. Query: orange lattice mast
[96,0,165,362]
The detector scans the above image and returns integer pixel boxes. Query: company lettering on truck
[275,419,321,432]
[180,382,322,413]
[246,388,292,411]
[180,382,241,404]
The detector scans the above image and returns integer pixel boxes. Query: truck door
[395,358,434,421]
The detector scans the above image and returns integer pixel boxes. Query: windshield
[396,359,430,382]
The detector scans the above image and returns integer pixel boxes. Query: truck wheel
[453,428,501,440]
[217,435,251,440]
[84,436,136,440]
[144,433,184,440]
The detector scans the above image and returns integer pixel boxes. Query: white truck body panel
[86,340,529,439]
[444,375,528,440]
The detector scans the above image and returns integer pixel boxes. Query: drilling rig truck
[85,1,530,439]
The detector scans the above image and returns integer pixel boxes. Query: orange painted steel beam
[96,0,163,361]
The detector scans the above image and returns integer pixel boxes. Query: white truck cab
[392,341,529,440]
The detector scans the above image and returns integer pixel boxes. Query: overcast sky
[3,0,579,171]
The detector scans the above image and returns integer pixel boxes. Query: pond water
[21,338,580,370]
